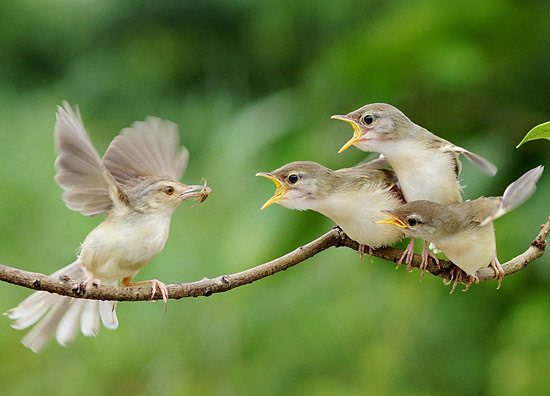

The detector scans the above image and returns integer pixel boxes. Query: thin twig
[1,218,548,301]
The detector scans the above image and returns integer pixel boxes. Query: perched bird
[4,102,211,352]
[256,160,406,255]
[377,166,543,291]
[332,103,497,272]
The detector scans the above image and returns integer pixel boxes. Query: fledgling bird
[378,166,543,291]
[256,160,406,255]
[332,103,497,272]
[4,102,211,352]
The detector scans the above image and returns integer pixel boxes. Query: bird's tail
[482,165,544,225]
[4,262,118,353]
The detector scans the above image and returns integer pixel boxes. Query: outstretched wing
[54,102,125,216]
[102,117,189,186]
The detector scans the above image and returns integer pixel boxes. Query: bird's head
[128,178,211,214]
[377,200,444,240]
[256,161,335,211]
[332,103,413,153]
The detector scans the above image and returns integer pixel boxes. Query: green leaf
[516,121,550,148]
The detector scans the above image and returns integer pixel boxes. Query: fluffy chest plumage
[367,140,462,204]
[79,213,172,282]
[311,190,404,247]
[433,224,496,276]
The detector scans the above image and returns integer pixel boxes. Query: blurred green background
[1,0,549,394]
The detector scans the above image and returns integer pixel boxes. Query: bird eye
[407,217,419,227]
[164,186,174,195]
[363,114,374,125]
[288,174,299,184]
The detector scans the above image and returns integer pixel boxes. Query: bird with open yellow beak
[257,160,405,256]
[332,103,497,272]
[377,166,543,291]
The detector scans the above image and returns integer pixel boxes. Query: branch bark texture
[1,217,549,301]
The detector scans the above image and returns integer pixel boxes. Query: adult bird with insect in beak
[4,102,211,352]
[378,166,543,292]
[257,160,406,258]
[332,103,497,274]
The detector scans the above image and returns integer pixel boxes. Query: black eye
[407,217,418,227]
[164,186,174,195]
[288,174,299,184]
[363,114,374,125]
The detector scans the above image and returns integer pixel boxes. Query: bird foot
[359,244,374,263]
[121,277,169,312]
[81,267,101,292]
[462,274,479,292]
[443,266,460,294]
[444,267,479,294]
[397,239,415,271]
[489,255,504,289]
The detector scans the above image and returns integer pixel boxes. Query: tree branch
[1,217,548,301]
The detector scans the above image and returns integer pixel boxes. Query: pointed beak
[331,115,363,153]
[376,210,408,228]
[179,184,211,202]
[256,172,287,210]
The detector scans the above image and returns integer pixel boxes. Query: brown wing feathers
[54,102,190,216]
[103,117,189,186]
[54,102,119,216]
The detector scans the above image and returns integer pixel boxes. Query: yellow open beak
[331,115,362,153]
[376,211,408,228]
[256,172,287,210]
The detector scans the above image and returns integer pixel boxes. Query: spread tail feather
[3,262,118,353]
[99,300,119,330]
[500,165,544,214]
[482,165,544,225]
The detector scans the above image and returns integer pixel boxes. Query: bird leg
[419,240,439,281]
[443,266,479,293]
[358,244,374,263]
[397,239,416,271]
[121,277,169,311]
[462,274,479,292]
[443,266,460,294]
[489,255,504,290]
[81,266,101,292]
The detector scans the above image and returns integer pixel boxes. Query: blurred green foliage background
[1,0,549,394]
